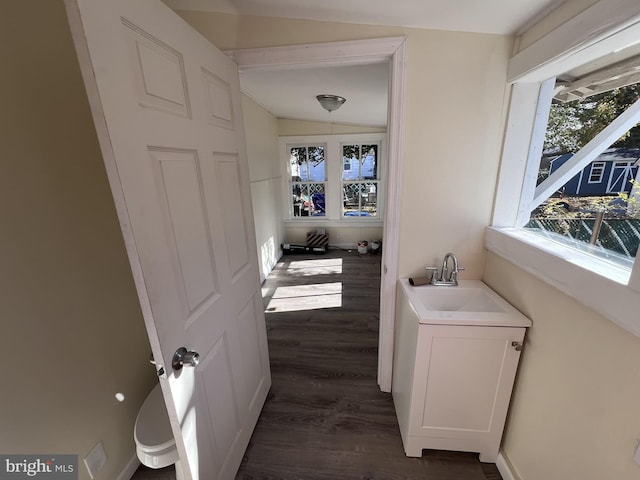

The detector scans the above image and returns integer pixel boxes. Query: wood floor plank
[132,249,502,480]
[236,249,499,480]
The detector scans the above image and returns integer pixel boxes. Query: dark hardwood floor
[133,249,502,480]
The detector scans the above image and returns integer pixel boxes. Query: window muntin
[342,144,379,217]
[289,145,326,217]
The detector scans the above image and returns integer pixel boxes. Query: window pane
[343,182,378,217]
[361,144,378,180]
[290,146,325,181]
[342,144,378,180]
[291,183,325,217]
[527,82,640,262]
[363,182,378,216]
[290,147,306,181]
[307,146,325,181]
[588,162,605,183]
[342,145,359,180]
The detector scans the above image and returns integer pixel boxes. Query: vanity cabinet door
[408,325,525,460]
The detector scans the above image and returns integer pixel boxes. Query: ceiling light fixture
[316,94,346,112]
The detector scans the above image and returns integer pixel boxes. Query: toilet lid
[134,383,176,451]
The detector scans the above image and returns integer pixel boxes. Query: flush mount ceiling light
[316,94,346,112]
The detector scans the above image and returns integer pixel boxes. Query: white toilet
[134,383,184,480]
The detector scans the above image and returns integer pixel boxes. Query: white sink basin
[400,279,532,327]
[417,286,505,312]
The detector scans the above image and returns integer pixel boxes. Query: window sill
[485,226,640,337]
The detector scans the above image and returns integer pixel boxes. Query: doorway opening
[229,37,406,391]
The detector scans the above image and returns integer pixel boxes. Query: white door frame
[228,36,406,392]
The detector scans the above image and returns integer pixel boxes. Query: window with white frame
[489,2,640,336]
[588,161,606,183]
[282,134,385,222]
[342,143,380,217]
[288,145,326,217]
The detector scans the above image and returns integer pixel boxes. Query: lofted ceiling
[165,0,565,126]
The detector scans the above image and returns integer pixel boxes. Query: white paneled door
[65,1,271,478]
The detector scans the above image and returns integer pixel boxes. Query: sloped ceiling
[165,0,564,126]
[164,0,563,35]
[240,63,390,127]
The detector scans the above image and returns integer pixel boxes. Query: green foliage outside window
[544,84,640,155]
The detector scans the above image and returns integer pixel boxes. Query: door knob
[511,341,523,351]
[172,347,200,370]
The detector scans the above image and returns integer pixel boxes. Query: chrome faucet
[441,252,458,284]
[425,252,464,286]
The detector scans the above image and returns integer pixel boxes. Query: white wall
[174,10,513,278]
[1,2,157,479]
[241,95,283,282]
[484,253,640,480]
[278,119,386,136]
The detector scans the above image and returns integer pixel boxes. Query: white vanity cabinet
[392,279,531,463]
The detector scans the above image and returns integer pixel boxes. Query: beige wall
[278,119,386,136]
[242,95,284,282]
[1,2,156,479]
[398,29,510,279]
[484,253,640,480]
[175,11,513,278]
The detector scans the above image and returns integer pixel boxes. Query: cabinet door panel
[411,325,525,440]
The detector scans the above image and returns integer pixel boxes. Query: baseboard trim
[329,243,356,250]
[117,453,140,480]
[497,451,518,480]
